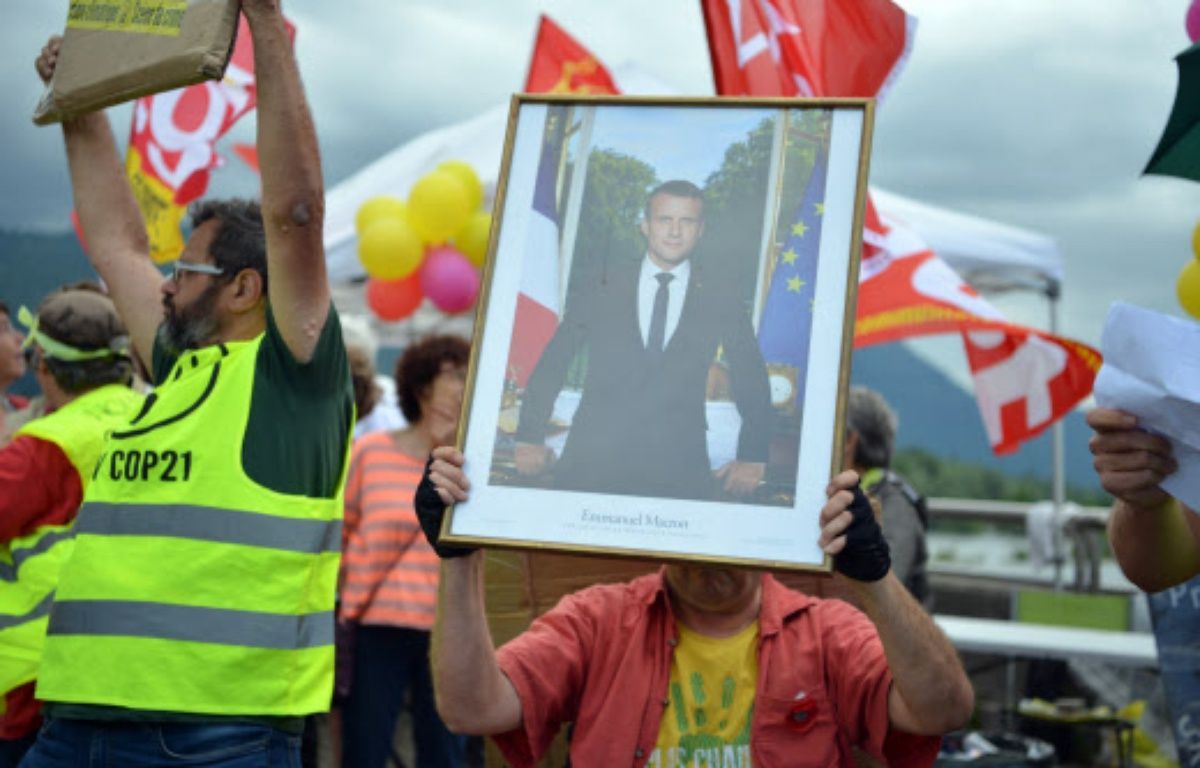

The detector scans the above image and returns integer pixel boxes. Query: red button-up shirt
[494,570,939,767]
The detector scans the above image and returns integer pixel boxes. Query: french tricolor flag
[506,117,565,387]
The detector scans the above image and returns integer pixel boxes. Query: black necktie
[646,272,674,359]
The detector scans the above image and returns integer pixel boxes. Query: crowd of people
[0,2,1194,767]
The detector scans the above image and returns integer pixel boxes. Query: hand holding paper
[1087,407,1177,511]
[1093,302,1200,512]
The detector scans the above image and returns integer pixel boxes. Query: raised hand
[36,36,62,85]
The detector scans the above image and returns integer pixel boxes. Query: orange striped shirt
[339,431,440,629]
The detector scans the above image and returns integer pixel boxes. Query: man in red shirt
[417,447,974,767]
[0,289,140,768]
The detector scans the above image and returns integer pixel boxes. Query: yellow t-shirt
[649,620,758,768]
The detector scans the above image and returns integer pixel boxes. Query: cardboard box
[34,0,240,125]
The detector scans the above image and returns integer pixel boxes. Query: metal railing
[925,497,1120,594]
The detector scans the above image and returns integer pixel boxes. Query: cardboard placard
[33,0,240,125]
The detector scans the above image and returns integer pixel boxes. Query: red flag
[524,15,620,95]
[120,14,295,263]
[700,0,914,98]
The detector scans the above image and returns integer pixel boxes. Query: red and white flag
[855,220,1100,453]
[507,16,620,386]
[700,0,915,99]
[702,0,1100,453]
[122,14,294,263]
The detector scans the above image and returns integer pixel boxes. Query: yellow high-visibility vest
[36,337,349,716]
[0,383,144,694]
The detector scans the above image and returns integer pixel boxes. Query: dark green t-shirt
[47,305,353,729]
[151,304,353,498]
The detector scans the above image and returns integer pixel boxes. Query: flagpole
[1050,285,1066,590]
[557,107,596,310]
[753,111,790,330]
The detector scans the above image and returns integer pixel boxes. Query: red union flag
[123,14,295,263]
[700,0,914,98]
[855,225,1101,454]
[525,15,620,95]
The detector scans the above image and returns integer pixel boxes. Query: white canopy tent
[868,187,1062,297]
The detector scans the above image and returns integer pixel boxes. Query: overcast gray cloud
[4,0,1200,362]
[873,0,1200,348]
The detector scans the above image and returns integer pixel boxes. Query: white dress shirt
[637,256,691,349]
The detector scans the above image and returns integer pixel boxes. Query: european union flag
[758,154,828,368]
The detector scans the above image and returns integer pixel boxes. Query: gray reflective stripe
[0,592,55,631]
[77,503,340,554]
[0,529,74,583]
[48,600,332,650]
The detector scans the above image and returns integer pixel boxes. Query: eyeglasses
[170,261,226,282]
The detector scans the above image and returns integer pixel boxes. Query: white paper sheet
[1094,302,1200,511]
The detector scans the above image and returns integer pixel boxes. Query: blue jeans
[19,718,300,767]
[0,733,37,768]
[341,625,464,768]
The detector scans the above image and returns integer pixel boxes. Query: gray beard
[157,315,220,356]
[158,284,222,355]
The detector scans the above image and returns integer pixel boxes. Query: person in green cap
[0,287,143,768]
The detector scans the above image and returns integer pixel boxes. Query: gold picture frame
[443,95,873,572]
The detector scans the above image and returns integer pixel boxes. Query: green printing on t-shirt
[667,675,753,764]
[691,672,708,727]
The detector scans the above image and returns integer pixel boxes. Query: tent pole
[1050,289,1066,590]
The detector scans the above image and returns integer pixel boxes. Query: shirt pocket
[753,688,843,767]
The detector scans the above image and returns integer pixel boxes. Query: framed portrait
[444,95,873,571]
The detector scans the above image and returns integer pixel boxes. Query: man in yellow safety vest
[23,1,353,764]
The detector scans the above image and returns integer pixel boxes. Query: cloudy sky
[5,0,1200,370]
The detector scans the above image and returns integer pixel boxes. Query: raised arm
[1088,407,1200,591]
[420,447,524,734]
[37,38,163,366]
[820,471,974,735]
[242,0,328,362]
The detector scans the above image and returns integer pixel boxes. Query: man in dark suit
[514,180,771,501]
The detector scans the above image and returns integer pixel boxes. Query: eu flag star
[813,202,825,216]
[781,248,799,265]
[787,276,805,293]
[791,220,809,237]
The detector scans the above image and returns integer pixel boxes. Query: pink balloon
[1189,0,1200,42]
[420,246,480,314]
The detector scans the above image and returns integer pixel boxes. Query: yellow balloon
[437,160,484,212]
[454,211,493,268]
[1178,259,1200,319]
[1193,220,1200,261]
[407,171,471,243]
[358,217,424,280]
[355,195,407,235]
